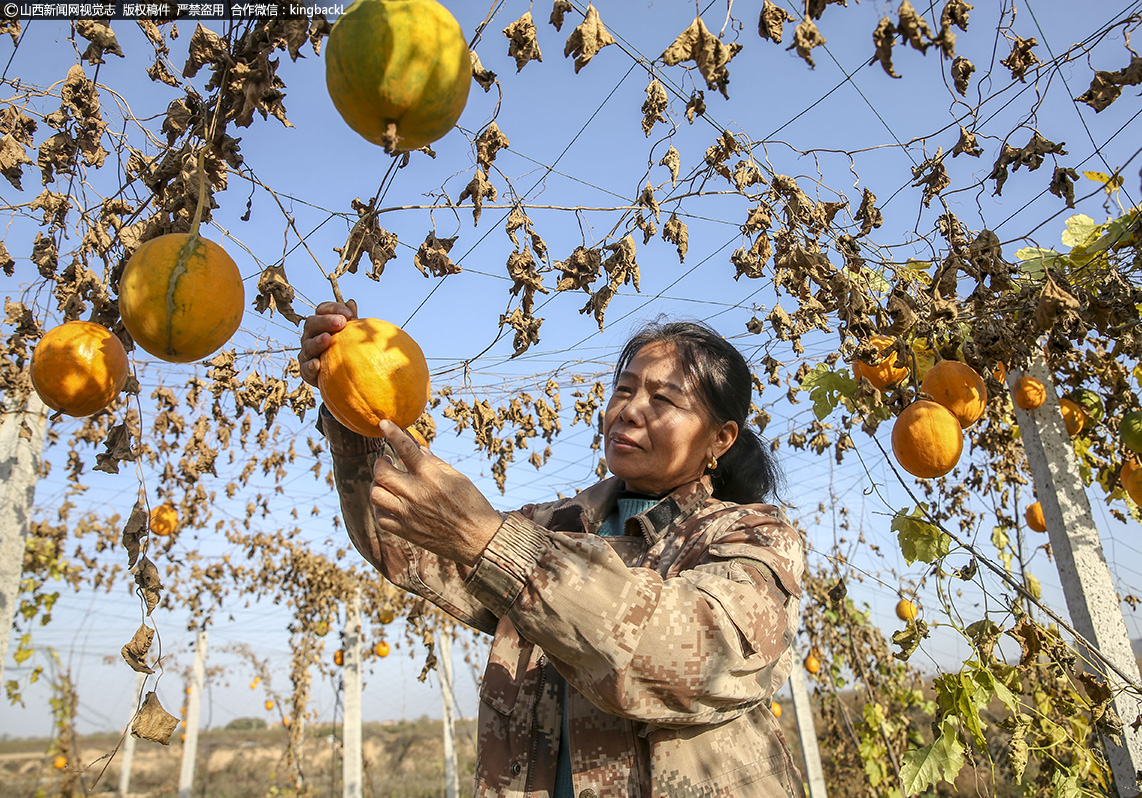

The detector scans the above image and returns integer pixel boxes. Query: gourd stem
[190,148,207,239]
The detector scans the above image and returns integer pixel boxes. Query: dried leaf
[951,56,974,95]
[503,12,543,72]
[470,50,497,93]
[458,168,497,225]
[75,19,124,64]
[475,122,510,169]
[758,0,795,44]
[122,500,147,568]
[661,17,742,99]
[555,245,602,291]
[132,556,163,615]
[549,0,573,31]
[121,624,155,673]
[0,134,33,190]
[935,0,972,57]
[253,265,303,325]
[1076,55,1142,112]
[132,692,179,744]
[662,214,689,263]
[641,78,669,136]
[563,4,614,73]
[685,91,706,123]
[869,17,899,78]
[855,189,883,237]
[1000,36,1039,82]
[1049,166,1079,208]
[659,145,680,184]
[911,148,949,206]
[1035,275,1080,332]
[951,125,982,158]
[413,232,460,277]
[896,1,933,53]
[183,23,227,79]
[788,18,826,68]
[95,423,136,474]
[0,241,12,276]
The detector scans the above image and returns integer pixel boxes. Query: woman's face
[603,341,738,495]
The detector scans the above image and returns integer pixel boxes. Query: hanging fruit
[852,335,908,390]
[771,702,782,718]
[1013,376,1046,410]
[803,652,821,674]
[1025,501,1047,533]
[118,233,244,363]
[1120,411,1142,454]
[149,504,179,537]
[375,641,391,658]
[1058,398,1085,437]
[891,400,963,479]
[318,318,431,436]
[30,321,129,416]
[1071,388,1104,423]
[920,360,988,429]
[325,0,471,151]
[895,598,918,622]
[334,649,345,667]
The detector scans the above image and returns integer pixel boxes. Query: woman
[299,305,805,798]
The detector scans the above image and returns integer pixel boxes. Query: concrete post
[788,651,828,798]
[1012,358,1142,797]
[118,671,147,796]
[438,629,458,798]
[0,392,48,684]
[177,629,208,798]
[343,594,362,798]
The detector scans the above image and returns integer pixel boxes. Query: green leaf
[1061,213,1102,248]
[900,718,965,795]
[1014,246,1063,281]
[893,507,952,564]
[798,363,859,420]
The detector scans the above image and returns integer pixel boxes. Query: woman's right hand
[298,300,357,387]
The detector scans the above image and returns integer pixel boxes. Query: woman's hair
[613,319,784,505]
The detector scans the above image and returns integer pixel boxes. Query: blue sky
[4,0,1142,745]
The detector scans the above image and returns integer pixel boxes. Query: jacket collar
[548,476,715,544]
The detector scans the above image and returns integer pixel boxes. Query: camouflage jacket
[322,409,806,798]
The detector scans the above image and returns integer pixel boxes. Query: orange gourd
[265,700,274,711]
[920,360,988,429]
[895,598,918,622]
[149,504,178,537]
[334,649,344,667]
[1059,398,1084,436]
[325,0,471,151]
[891,399,964,479]
[1121,458,1140,490]
[853,335,908,390]
[771,702,782,718]
[803,653,821,674]
[119,233,244,363]
[318,318,431,437]
[53,755,66,770]
[1013,376,1046,410]
[1125,468,1142,506]
[375,641,391,658]
[1025,501,1047,533]
[31,321,129,416]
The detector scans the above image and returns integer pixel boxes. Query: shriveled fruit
[375,641,391,658]
[853,335,908,390]
[1026,501,1047,533]
[1072,388,1105,423]
[119,233,244,363]
[326,0,471,151]
[895,598,918,622]
[891,400,963,479]
[318,318,431,437]
[314,619,330,637]
[334,649,344,667]
[149,504,178,537]
[31,321,129,416]
[379,609,396,625]
[920,360,988,429]
[1013,376,1046,410]
[1121,411,1142,454]
[771,702,782,718]
[1059,398,1084,437]
[803,653,821,674]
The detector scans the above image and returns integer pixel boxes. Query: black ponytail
[614,320,784,505]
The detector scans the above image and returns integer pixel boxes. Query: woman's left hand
[370,420,503,566]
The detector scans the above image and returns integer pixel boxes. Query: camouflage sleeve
[320,406,499,635]
[463,506,803,727]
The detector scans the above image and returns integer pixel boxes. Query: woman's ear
[714,420,738,459]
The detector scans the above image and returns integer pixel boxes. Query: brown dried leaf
[641,78,669,136]
[788,18,826,68]
[758,1,795,44]
[37,131,76,185]
[935,0,972,57]
[183,23,227,79]
[470,50,497,93]
[413,232,460,277]
[661,17,742,99]
[122,500,147,568]
[458,168,497,225]
[121,623,155,673]
[951,125,982,157]
[896,1,933,53]
[0,19,20,45]
[95,422,136,474]
[685,91,706,123]
[0,134,33,190]
[563,4,614,73]
[1049,166,1079,208]
[662,214,688,263]
[555,245,602,291]
[1000,36,1039,82]
[951,56,974,95]
[911,148,949,206]
[549,0,573,31]
[147,58,181,87]
[0,242,12,276]
[503,12,543,72]
[76,19,124,64]
[854,189,882,237]
[475,122,510,169]
[869,17,899,78]
[132,692,179,744]
[660,145,680,184]
[253,265,304,325]
[133,556,163,615]
[1076,56,1142,112]
[500,306,544,356]
[1035,275,1080,332]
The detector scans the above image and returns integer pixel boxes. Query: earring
[706,455,718,470]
